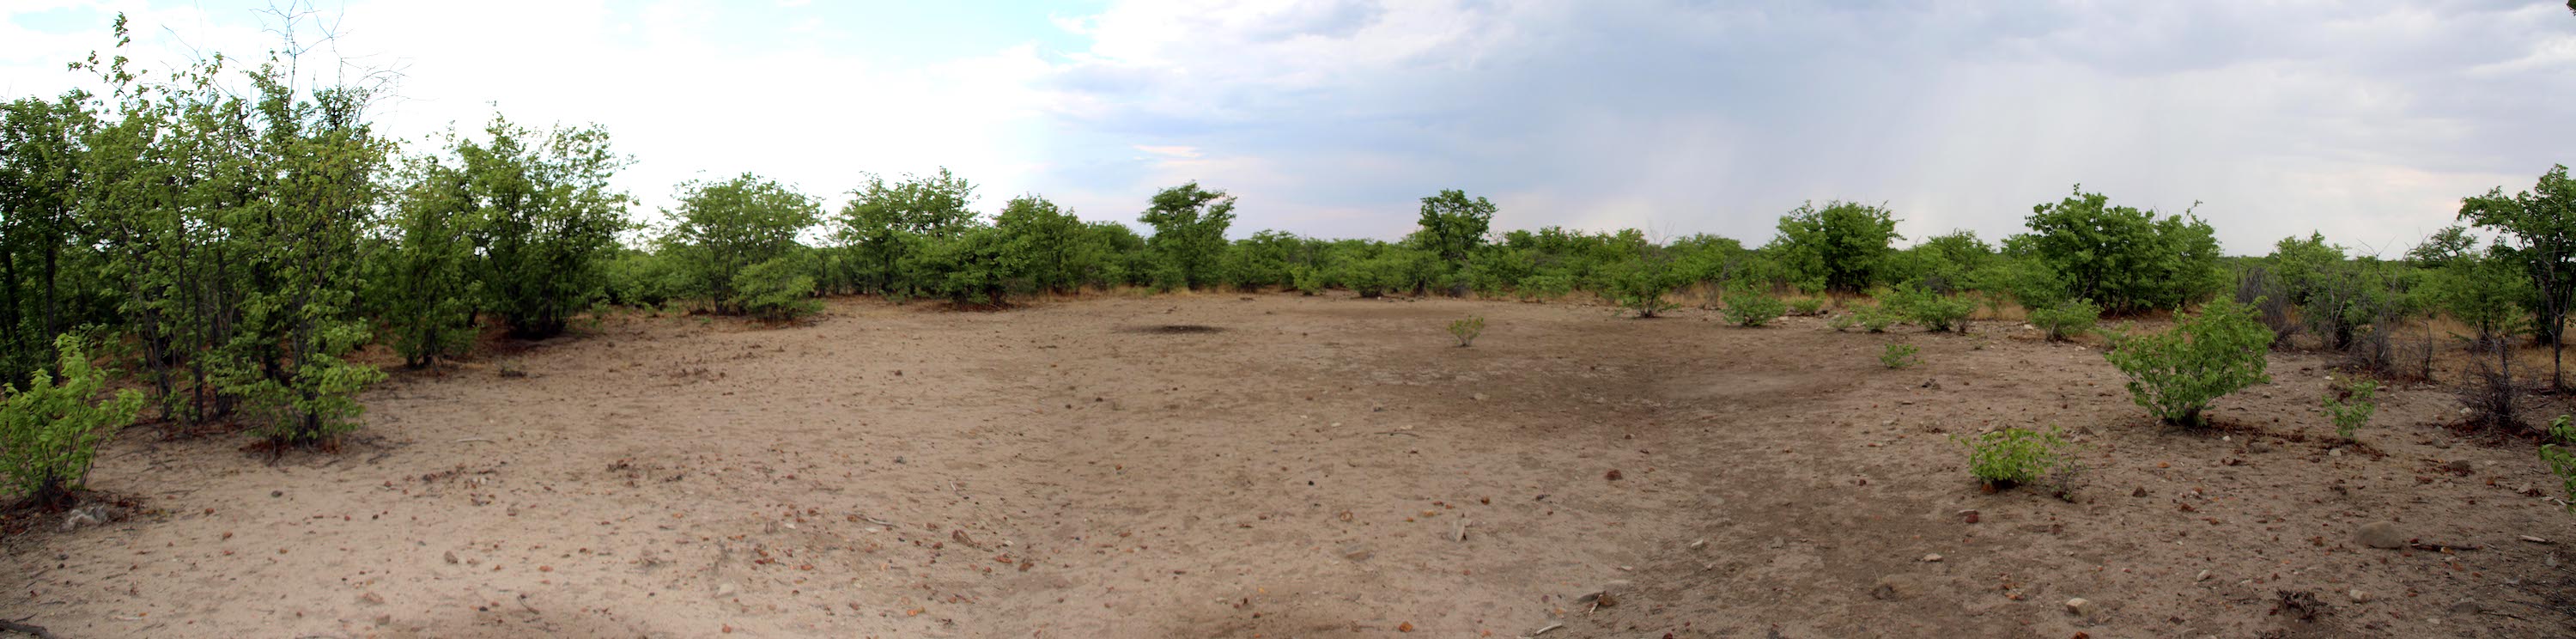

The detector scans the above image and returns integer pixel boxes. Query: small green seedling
[1880,342,1920,369]
[2541,416,2576,512]
[2321,376,2379,441]
[1449,315,1486,347]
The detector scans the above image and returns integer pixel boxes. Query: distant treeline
[2,19,2573,446]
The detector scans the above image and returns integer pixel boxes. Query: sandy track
[5,294,2571,637]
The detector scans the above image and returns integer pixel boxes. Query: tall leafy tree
[663,173,820,313]
[1139,182,1236,289]
[1766,200,1900,292]
[2458,164,2576,388]
[1410,189,1496,280]
[0,94,108,384]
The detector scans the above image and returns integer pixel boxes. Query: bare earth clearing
[6,294,2573,638]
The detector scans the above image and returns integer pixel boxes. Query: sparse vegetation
[1449,315,1486,347]
[1789,297,1826,316]
[1881,342,1921,368]
[2543,416,2576,511]
[2104,298,2274,427]
[2322,376,2380,441]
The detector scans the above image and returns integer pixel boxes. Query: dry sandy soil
[5,293,2574,638]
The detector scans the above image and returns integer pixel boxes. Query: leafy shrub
[1767,200,1901,292]
[2027,298,2100,342]
[1789,297,1826,316]
[2321,376,2379,441]
[1953,426,2075,490]
[1342,255,1407,298]
[1516,273,1574,301]
[1723,287,1787,327]
[1888,286,1976,333]
[1289,265,1327,296]
[604,249,696,307]
[1827,312,1856,332]
[2542,416,2576,512]
[2,336,145,506]
[731,256,822,320]
[1859,304,1899,332]
[1880,342,1921,368]
[2016,186,2227,313]
[1449,315,1485,347]
[2104,298,2274,427]
[1601,258,1683,318]
[661,173,822,313]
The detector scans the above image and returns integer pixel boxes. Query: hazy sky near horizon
[3,1,2570,255]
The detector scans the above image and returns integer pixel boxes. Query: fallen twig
[1528,622,1563,636]
[2410,541,2484,552]
[453,437,492,443]
[1371,431,1421,437]
[0,617,55,638]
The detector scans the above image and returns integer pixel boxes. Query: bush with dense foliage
[1601,255,1685,318]
[1723,286,1787,326]
[661,173,821,313]
[2104,298,2274,427]
[2016,186,2226,313]
[0,336,143,506]
[1887,285,1977,333]
[1768,201,1901,292]
[1953,426,2075,490]
[2027,298,2100,342]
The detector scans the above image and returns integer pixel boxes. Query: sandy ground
[4,293,2573,638]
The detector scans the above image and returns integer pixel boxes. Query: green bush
[1827,312,1856,332]
[2104,298,2274,427]
[2015,186,2227,313]
[1449,315,1485,347]
[1880,342,1921,368]
[1859,303,1899,332]
[1953,426,2075,490]
[1517,273,1574,301]
[2027,298,2100,342]
[1723,287,1787,327]
[1601,258,1682,318]
[1789,297,1826,316]
[1289,265,1327,296]
[1888,286,1977,333]
[731,256,822,320]
[2322,376,2379,441]
[2543,416,2576,512]
[1341,255,1407,298]
[2,336,145,506]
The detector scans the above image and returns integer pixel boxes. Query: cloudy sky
[3,1,2571,255]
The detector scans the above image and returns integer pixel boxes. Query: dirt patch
[3,294,2570,638]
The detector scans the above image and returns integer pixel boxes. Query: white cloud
[5,0,2571,253]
